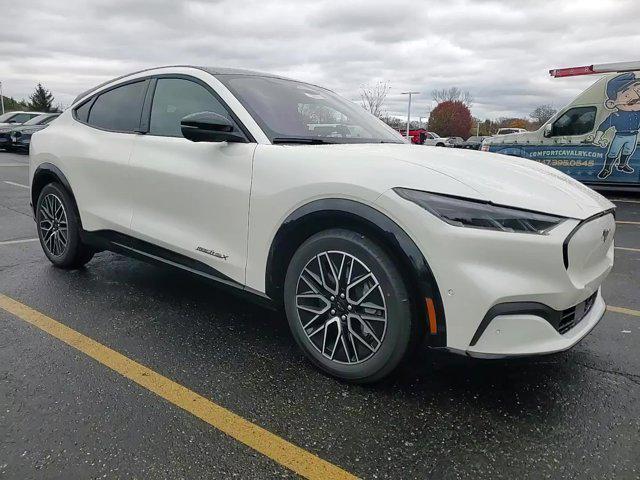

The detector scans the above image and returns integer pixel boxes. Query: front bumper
[10,132,30,149]
[375,190,615,355]
[465,288,605,357]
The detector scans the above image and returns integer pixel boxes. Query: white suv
[30,66,615,382]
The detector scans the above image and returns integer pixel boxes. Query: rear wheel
[36,183,94,269]
[284,229,414,383]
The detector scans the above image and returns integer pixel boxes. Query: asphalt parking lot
[1,151,639,480]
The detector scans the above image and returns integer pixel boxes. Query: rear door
[69,79,149,232]
[128,76,256,285]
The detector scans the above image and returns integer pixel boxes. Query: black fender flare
[31,162,76,213]
[265,198,447,347]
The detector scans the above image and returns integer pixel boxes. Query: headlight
[394,188,566,234]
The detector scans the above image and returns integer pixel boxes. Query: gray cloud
[1,0,639,120]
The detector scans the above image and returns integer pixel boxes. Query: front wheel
[284,229,415,383]
[36,183,94,269]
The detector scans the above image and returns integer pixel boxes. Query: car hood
[340,144,613,219]
[0,122,22,128]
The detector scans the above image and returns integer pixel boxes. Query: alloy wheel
[39,193,69,257]
[295,250,388,364]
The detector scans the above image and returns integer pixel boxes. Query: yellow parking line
[616,220,640,225]
[607,305,640,317]
[615,246,640,253]
[0,294,357,480]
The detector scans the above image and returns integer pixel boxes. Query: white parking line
[0,238,39,246]
[611,199,640,204]
[3,181,29,189]
[616,220,640,226]
[615,246,640,253]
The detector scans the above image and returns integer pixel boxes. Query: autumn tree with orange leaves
[428,101,473,138]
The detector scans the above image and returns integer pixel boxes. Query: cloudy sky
[2,0,639,120]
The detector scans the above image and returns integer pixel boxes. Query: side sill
[81,229,276,310]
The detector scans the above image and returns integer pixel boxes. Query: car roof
[6,111,46,115]
[72,65,305,105]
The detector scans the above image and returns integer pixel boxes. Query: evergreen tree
[28,83,55,112]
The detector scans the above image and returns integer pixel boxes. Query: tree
[1,95,28,113]
[28,83,55,112]
[432,87,473,108]
[529,104,557,127]
[360,81,390,118]
[380,115,403,129]
[428,101,473,138]
[508,118,530,129]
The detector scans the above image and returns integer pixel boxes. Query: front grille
[558,292,597,334]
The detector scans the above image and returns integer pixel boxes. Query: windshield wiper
[272,137,336,145]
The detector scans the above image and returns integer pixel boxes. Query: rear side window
[87,81,147,132]
[149,78,236,137]
[551,106,597,136]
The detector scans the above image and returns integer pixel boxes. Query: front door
[128,76,256,285]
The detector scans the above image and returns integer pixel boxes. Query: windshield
[217,75,405,144]
[0,113,15,122]
[24,114,56,126]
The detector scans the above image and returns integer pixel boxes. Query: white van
[482,61,640,188]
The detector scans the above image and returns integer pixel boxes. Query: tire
[284,228,414,383]
[36,182,94,269]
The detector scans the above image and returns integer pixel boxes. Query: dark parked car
[462,135,490,150]
[1,113,60,152]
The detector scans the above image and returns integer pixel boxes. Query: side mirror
[180,112,247,143]
[543,123,553,138]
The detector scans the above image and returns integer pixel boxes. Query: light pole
[401,91,420,140]
[0,82,4,115]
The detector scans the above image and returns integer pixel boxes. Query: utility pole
[0,82,4,115]
[401,91,420,140]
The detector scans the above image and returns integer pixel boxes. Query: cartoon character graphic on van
[589,72,640,179]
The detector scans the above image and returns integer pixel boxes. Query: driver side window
[551,106,596,137]
[149,78,237,138]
